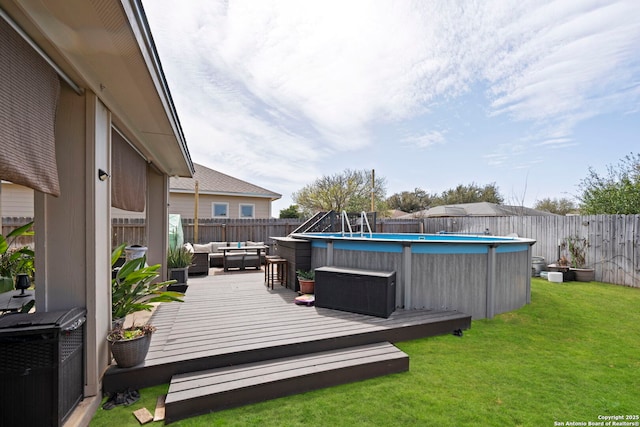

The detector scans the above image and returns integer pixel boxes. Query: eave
[0,0,194,177]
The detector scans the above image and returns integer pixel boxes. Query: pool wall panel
[494,251,530,314]
[411,253,488,319]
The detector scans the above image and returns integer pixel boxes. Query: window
[239,204,255,218]
[212,203,228,218]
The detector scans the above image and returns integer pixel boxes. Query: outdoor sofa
[185,241,268,270]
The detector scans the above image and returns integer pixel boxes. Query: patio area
[103,268,471,423]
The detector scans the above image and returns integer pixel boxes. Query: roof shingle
[170,163,281,200]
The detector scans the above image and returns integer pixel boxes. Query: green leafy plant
[107,323,156,342]
[167,245,193,269]
[111,243,183,320]
[562,235,589,268]
[0,221,34,293]
[296,269,315,280]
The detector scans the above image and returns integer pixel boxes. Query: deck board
[103,270,470,393]
[164,342,409,424]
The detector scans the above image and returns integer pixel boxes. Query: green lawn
[91,279,640,427]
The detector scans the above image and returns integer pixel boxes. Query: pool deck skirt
[103,269,471,423]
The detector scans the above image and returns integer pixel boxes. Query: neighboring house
[170,163,281,219]
[399,202,558,218]
[0,181,33,217]
[0,1,193,424]
[387,209,409,218]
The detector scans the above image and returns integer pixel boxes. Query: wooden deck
[103,269,471,419]
[164,342,409,423]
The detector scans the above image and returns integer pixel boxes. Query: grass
[90,279,640,426]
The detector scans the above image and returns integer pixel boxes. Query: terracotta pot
[298,278,315,294]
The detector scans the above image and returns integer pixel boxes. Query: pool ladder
[341,211,372,238]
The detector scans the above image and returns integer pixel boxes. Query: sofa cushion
[193,242,212,253]
[209,242,227,253]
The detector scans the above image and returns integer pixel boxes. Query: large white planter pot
[125,246,148,262]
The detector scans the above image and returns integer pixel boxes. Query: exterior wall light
[98,169,110,181]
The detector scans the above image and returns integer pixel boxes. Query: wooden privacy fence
[4,217,422,249]
[420,214,640,288]
[112,218,147,247]
[180,218,303,245]
[1,217,34,248]
[178,218,423,244]
[4,215,638,287]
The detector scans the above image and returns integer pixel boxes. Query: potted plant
[107,323,156,368]
[109,243,183,368]
[296,269,315,294]
[563,236,595,282]
[0,221,34,294]
[547,255,575,281]
[167,245,193,293]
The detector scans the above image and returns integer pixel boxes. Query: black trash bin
[0,307,86,427]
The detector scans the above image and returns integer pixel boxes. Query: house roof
[388,209,409,218]
[399,202,557,218]
[170,163,281,200]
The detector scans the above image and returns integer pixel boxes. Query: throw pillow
[193,243,212,253]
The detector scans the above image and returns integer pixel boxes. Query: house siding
[169,193,272,219]
[0,182,34,217]
[111,206,145,219]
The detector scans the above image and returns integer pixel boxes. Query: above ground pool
[289,232,536,319]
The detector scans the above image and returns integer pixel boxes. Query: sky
[143,0,640,215]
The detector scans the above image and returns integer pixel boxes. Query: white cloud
[485,1,640,126]
[402,130,447,149]
[143,0,640,207]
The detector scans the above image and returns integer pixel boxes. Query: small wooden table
[264,257,288,289]
[219,245,266,271]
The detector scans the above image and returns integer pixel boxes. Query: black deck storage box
[0,307,86,427]
[315,267,396,318]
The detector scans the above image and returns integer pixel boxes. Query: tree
[292,169,387,216]
[438,182,504,205]
[533,197,577,215]
[387,188,436,213]
[578,152,640,214]
[279,205,302,219]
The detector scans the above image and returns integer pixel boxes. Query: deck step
[164,342,408,424]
